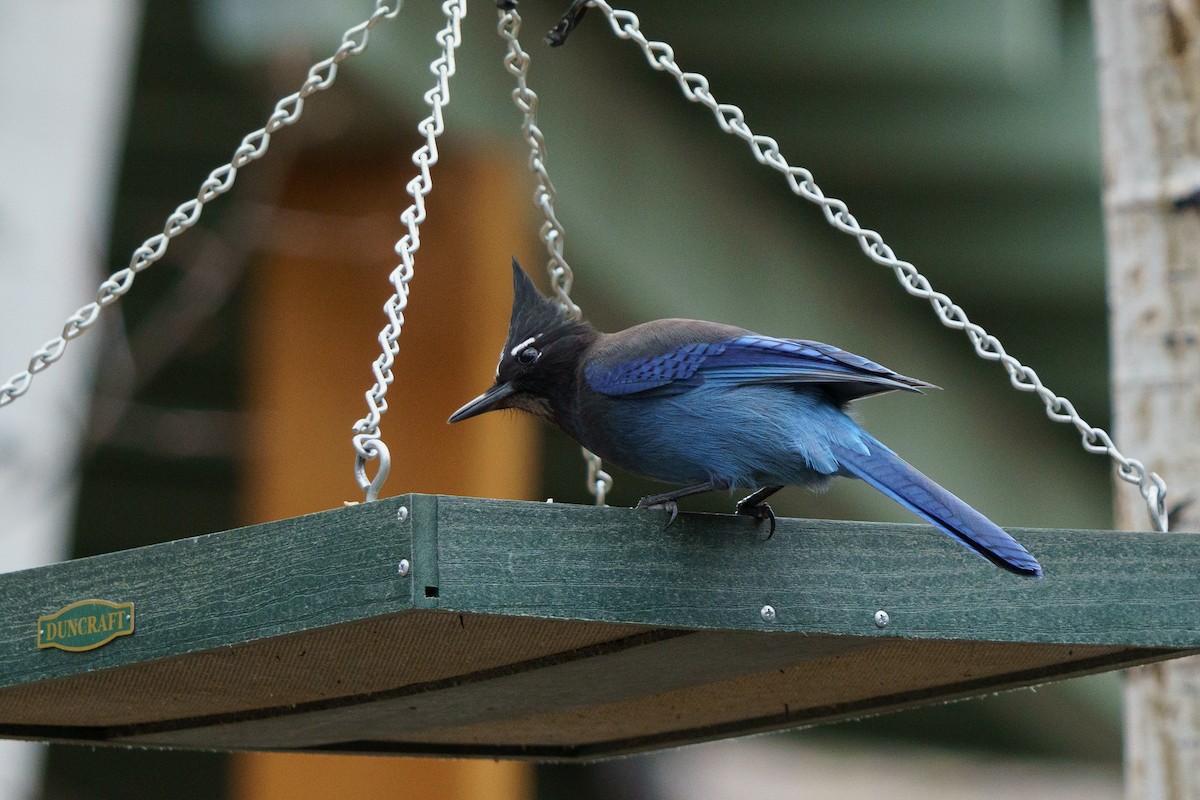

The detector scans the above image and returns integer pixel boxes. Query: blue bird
[449,259,1042,577]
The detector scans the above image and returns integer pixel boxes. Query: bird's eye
[517,346,540,365]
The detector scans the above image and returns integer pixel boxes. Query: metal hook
[354,439,391,502]
[1144,471,1168,532]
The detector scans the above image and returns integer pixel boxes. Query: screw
[398,559,411,577]
[396,506,409,523]
[760,604,777,623]
[874,610,890,628]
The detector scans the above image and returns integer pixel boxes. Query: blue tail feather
[834,436,1042,578]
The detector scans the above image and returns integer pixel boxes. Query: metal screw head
[874,610,890,628]
[396,506,409,523]
[398,559,411,577]
[760,605,777,623]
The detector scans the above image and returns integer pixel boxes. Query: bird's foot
[636,496,680,528]
[735,500,777,538]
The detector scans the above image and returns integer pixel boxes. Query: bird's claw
[736,501,777,538]
[636,497,680,528]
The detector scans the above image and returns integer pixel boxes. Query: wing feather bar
[700,336,933,396]
[584,334,933,401]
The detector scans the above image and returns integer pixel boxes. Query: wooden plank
[432,496,1200,647]
[0,497,413,689]
[232,755,529,800]
[3,493,1199,690]
[1,494,1198,760]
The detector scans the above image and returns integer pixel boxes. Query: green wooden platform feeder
[0,0,1186,762]
[1,494,1196,759]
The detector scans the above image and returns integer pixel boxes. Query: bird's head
[449,258,596,425]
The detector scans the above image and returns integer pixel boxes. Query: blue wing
[585,334,931,402]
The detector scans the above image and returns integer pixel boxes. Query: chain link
[352,0,466,502]
[497,3,612,505]
[0,0,401,410]
[583,0,1168,532]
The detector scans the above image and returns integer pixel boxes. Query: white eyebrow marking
[509,335,538,357]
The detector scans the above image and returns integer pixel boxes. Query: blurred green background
[51,1,1120,797]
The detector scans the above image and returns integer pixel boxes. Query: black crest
[505,257,575,350]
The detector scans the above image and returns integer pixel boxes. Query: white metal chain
[583,0,1169,532]
[352,0,466,502]
[496,2,613,505]
[0,0,401,410]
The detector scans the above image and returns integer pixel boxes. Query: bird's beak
[448,382,516,424]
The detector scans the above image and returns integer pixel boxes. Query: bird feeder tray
[0,494,1195,760]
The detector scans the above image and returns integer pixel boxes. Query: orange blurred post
[233,146,538,799]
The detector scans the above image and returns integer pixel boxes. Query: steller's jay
[449,259,1042,577]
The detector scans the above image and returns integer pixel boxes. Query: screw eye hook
[354,440,391,502]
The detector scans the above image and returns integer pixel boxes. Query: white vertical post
[0,2,141,797]
[1092,2,1200,798]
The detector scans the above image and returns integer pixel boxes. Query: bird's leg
[637,480,727,528]
[735,486,784,538]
